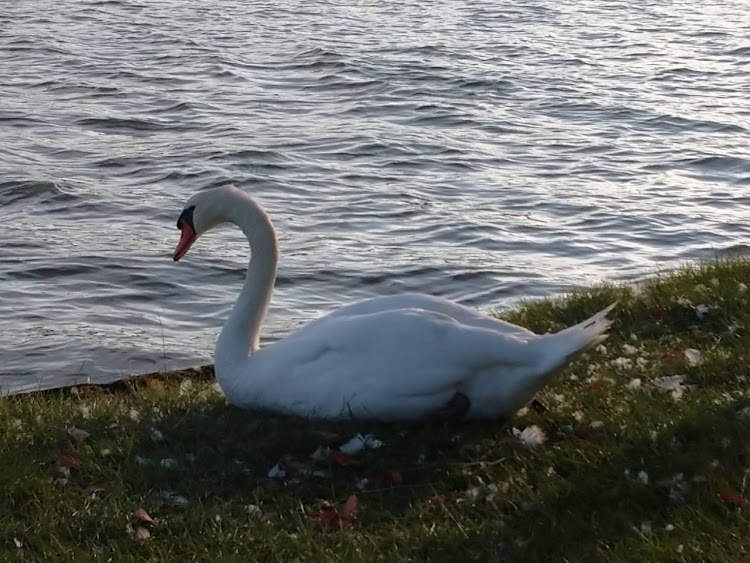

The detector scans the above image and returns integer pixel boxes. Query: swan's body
[173,185,616,421]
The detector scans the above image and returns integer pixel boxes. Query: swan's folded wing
[272,307,539,396]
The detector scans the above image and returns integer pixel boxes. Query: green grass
[2,259,750,562]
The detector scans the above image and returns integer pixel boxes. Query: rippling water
[2,0,749,394]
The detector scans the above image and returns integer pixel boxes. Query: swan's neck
[214,195,278,373]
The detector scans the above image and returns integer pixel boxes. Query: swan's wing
[291,292,536,338]
[254,307,540,409]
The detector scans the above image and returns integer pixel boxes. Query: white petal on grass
[129,408,140,422]
[626,378,642,390]
[710,278,720,288]
[515,407,529,417]
[640,521,652,535]
[354,477,369,491]
[159,458,179,470]
[246,504,261,516]
[267,464,287,479]
[339,433,383,455]
[739,282,748,293]
[622,344,639,356]
[652,375,694,400]
[590,421,604,429]
[595,344,608,354]
[179,379,193,395]
[132,527,151,542]
[150,429,165,443]
[512,425,547,448]
[636,357,648,369]
[573,410,585,422]
[135,455,151,466]
[13,538,22,549]
[611,357,633,369]
[684,348,701,365]
[695,304,709,320]
[100,449,112,457]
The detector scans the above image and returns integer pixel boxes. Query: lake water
[2,0,749,394]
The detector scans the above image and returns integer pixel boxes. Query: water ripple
[1,0,750,393]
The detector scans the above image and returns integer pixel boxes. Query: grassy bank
[2,260,750,562]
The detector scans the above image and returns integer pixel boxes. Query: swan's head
[173,186,238,261]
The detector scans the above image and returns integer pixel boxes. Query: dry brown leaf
[66,427,90,447]
[134,507,154,525]
[147,379,164,390]
[340,495,360,522]
[717,492,749,507]
[314,495,360,529]
[59,449,80,468]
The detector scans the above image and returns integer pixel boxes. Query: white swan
[172,185,616,421]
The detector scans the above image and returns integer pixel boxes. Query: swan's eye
[176,205,196,230]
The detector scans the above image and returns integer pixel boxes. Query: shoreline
[3,258,749,561]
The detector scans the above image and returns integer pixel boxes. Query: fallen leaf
[267,463,287,480]
[147,379,164,390]
[660,350,682,363]
[314,495,360,529]
[717,492,749,507]
[339,433,382,455]
[340,495,360,522]
[328,450,361,467]
[132,526,151,542]
[314,510,341,528]
[59,449,80,468]
[684,348,702,366]
[512,425,547,448]
[375,470,403,487]
[66,427,90,447]
[134,507,154,525]
[652,375,694,400]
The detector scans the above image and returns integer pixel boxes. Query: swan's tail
[548,301,618,363]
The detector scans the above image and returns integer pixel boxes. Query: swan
[172,185,616,421]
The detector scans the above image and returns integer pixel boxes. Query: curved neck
[214,192,278,372]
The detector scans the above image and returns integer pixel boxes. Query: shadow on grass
[14,371,743,563]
